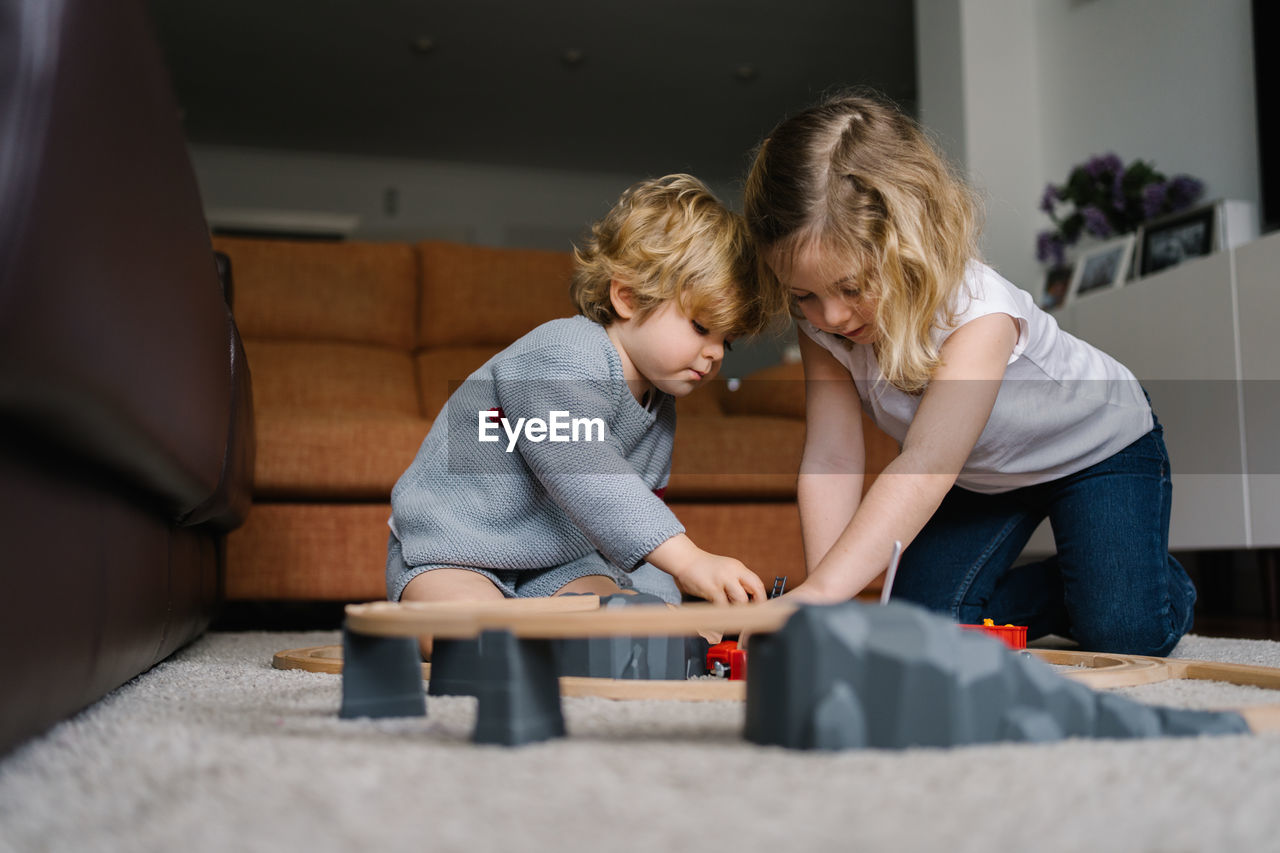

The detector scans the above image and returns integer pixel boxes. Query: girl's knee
[1068,558,1195,657]
[1071,617,1185,657]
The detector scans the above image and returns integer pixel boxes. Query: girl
[744,92,1194,656]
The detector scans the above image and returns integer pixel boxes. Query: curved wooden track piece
[275,645,394,677]
[272,645,743,702]
[1028,648,1280,733]
[1027,649,1173,688]
[558,677,743,702]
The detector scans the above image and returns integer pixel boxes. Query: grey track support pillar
[745,601,1251,750]
[428,638,483,697]
[472,630,566,746]
[339,626,426,719]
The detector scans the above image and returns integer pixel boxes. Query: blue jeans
[890,415,1196,657]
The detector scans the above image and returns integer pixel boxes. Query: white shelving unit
[1026,229,1280,553]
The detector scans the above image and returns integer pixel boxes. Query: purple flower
[1081,205,1113,238]
[1142,182,1168,219]
[1036,230,1065,267]
[1085,153,1123,179]
[1040,183,1060,214]
[1166,175,1204,211]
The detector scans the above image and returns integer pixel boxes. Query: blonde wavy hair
[572,174,783,339]
[744,91,983,393]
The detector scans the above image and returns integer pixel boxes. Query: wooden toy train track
[274,597,1280,731]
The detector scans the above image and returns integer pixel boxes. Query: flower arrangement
[1036,153,1204,269]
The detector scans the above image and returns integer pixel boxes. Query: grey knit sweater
[387,315,685,592]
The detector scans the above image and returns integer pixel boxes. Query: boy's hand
[647,534,766,604]
[671,552,766,604]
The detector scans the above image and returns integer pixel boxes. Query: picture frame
[1067,234,1136,303]
[1134,199,1260,278]
[1040,263,1073,311]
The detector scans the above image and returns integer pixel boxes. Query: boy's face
[607,294,730,399]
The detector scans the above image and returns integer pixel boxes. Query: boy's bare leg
[400,568,504,659]
[554,575,627,596]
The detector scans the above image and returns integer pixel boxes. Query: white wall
[915,0,969,168]
[1034,0,1259,211]
[190,145,739,251]
[915,0,1260,298]
[919,0,1046,294]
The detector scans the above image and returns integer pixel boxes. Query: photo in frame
[1067,234,1136,304]
[1040,263,1073,311]
[1135,199,1260,278]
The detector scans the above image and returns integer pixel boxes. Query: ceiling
[147,0,918,182]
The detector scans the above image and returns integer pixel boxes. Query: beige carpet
[2,630,1280,853]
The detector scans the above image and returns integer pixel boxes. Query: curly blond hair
[572,174,783,338]
[744,91,983,393]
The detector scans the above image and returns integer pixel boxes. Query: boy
[386,175,782,650]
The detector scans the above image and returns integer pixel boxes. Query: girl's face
[768,245,879,345]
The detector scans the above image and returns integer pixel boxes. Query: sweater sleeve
[487,344,685,570]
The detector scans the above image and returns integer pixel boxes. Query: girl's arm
[792,313,1020,602]
[795,330,866,574]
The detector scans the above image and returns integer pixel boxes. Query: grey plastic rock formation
[427,593,706,699]
[744,600,1250,750]
[554,592,707,680]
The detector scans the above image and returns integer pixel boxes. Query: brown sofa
[1,0,253,755]
[213,235,898,603]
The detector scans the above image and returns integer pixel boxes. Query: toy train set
[274,593,1280,749]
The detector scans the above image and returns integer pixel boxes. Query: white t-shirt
[800,261,1153,494]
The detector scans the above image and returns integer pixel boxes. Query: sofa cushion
[247,340,420,417]
[720,359,901,482]
[666,415,805,500]
[674,380,727,417]
[415,345,505,420]
[720,361,806,419]
[672,502,806,583]
[225,503,394,600]
[418,241,576,347]
[213,236,418,348]
[253,411,429,500]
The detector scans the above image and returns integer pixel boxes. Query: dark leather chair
[0,0,254,755]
